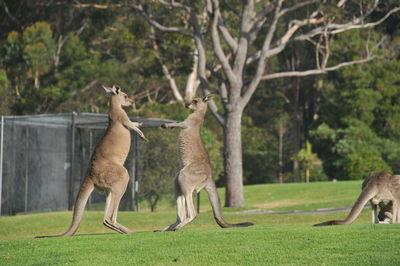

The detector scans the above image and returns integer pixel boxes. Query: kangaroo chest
[178,128,207,166]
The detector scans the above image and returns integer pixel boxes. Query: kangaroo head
[185,94,213,111]
[103,85,133,107]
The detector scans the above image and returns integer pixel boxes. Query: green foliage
[242,125,278,184]
[293,141,326,182]
[22,22,55,81]
[313,119,395,180]
[137,129,177,212]
[60,34,90,66]
[0,69,11,114]
[0,69,10,93]
[312,27,400,180]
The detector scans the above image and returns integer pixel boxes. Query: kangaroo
[374,200,393,224]
[36,85,147,237]
[159,94,253,231]
[314,171,400,226]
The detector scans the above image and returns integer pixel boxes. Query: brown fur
[159,95,253,231]
[314,171,400,226]
[36,85,146,237]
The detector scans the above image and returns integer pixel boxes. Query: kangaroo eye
[193,100,198,104]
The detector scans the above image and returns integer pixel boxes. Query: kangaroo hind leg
[103,175,133,234]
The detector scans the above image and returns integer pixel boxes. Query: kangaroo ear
[203,94,213,102]
[112,85,121,94]
[103,85,115,94]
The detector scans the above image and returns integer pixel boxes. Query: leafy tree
[0,69,11,114]
[312,29,400,180]
[22,22,55,89]
[292,141,322,182]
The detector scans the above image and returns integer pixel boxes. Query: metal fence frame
[0,113,175,216]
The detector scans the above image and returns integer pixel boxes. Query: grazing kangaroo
[314,171,400,226]
[374,200,393,224]
[36,85,147,237]
[159,94,253,231]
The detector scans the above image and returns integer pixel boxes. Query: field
[1,181,399,265]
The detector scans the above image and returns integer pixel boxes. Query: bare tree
[74,0,400,207]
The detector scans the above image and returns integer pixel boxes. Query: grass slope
[1,181,399,265]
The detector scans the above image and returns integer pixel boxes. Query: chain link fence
[0,113,179,216]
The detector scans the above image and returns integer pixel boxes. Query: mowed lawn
[1,181,399,265]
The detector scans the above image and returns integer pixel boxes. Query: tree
[292,140,320,182]
[129,0,399,207]
[22,22,55,89]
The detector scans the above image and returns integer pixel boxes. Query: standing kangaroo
[36,85,147,237]
[314,171,400,226]
[160,94,253,231]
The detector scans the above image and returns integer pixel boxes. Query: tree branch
[188,4,225,125]
[73,1,125,9]
[294,6,400,42]
[261,56,375,80]
[249,1,275,45]
[240,0,283,108]
[131,2,193,37]
[2,0,23,30]
[184,47,200,102]
[279,0,319,17]
[247,4,399,65]
[209,0,237,84]
[233,0,255,80]
[217,13,238,53]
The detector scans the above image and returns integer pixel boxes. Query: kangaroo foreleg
[123,121,147,141]
[161,122,187,129]
[393,200,399,223]
[371,202,379,224]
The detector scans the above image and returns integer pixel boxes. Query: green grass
[1,181,399,265]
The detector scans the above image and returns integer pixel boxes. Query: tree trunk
[305,167,310,183]
[224,109,245,207]
[34,70,40,89]
[278,120,284,184]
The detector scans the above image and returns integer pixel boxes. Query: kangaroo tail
[204,181,253,228]
[314,182,377,226]
[35,179,94,238]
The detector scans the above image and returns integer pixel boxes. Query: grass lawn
[1,181,399,265]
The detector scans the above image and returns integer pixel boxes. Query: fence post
[131,132,138,211]
[24,127,29,213]
[0,116,4,215]
[68,112,76,210]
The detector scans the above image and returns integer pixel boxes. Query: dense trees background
[1,1,399,204]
